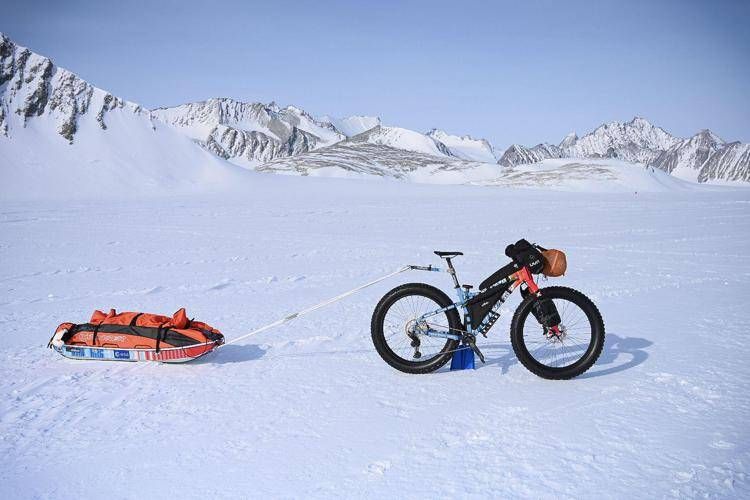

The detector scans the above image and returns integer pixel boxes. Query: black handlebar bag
[505,239,545,274]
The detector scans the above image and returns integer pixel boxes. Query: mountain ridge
[0,32,747,185]
[499,117,749,182]
[0,33,248,198]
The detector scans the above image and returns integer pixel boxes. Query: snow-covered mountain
[347,125,454,157]
[499,117,749,183]
[649,129,750,183]
[152,102,496,169]
[498,143,563,168]
[1,32,746,191]
[695,142,750,183]
[566,117,680,163]
[0,33,245,198]
[320,115,380,137]
[426,129,497,163]
[151,99,346,168]
[0,32,130,144]
[499,118,678,167]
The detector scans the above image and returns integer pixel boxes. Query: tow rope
[220,266,412,347]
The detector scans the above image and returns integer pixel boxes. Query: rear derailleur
[407,330,422,359]
[406,319,426,359]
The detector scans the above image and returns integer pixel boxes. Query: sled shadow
[196,344,267,364]
[578,333,652,379]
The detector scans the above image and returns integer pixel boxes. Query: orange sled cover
[51,308,224,351]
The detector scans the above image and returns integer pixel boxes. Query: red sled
[48,308,224,363]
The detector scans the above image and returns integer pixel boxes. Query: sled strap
[129,313,143,326]
[155,321,169,353]
[221,266,411,347]
[92,322,101,347]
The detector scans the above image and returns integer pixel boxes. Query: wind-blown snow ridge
[257,140,501,184]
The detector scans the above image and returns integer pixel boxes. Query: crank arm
[463,334,486,364]
[470,343,486,364]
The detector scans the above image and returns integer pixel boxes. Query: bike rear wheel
[511,286,605,380]
[371,283,462,374]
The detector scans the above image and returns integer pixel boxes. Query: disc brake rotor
[544,324,567,342]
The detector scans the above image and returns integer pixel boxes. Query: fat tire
[510,286,605,380]
[371,283,462,374]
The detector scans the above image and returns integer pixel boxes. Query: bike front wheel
[511,286,605,380]
[371,283,462,374]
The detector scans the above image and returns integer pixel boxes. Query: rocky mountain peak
[0,32,141,143]
[692,129,724,145]
[559,132,578,149]
[267,101,280,112]
[500,117,748,183]
[321,115,381,137]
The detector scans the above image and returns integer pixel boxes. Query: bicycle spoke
[523,297,593,369]
[383,294,452,362]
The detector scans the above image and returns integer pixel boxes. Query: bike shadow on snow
[480,333,652,378]
[192,334,652,374]
[578,333,652,379]
[480,343,521,374]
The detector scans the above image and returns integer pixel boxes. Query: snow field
[0,177,748,498]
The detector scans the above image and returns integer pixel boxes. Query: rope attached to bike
[220,266,413,347]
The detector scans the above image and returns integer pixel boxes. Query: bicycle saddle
[434,251,463,258]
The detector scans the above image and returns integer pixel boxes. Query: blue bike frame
[407,261,537,341]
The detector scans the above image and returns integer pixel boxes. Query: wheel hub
[545,324,567,342]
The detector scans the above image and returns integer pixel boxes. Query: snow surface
[476,159,698,192]
[0,106,249,200]
[1,175,748,499]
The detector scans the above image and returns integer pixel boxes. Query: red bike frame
[512,266,540,294]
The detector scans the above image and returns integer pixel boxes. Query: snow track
[0,177,748,498]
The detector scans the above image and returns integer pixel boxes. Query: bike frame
[407,262,540,341]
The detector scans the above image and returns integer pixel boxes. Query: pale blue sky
[4,0,749,147]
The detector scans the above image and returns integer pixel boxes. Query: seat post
[444,258,461,289]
